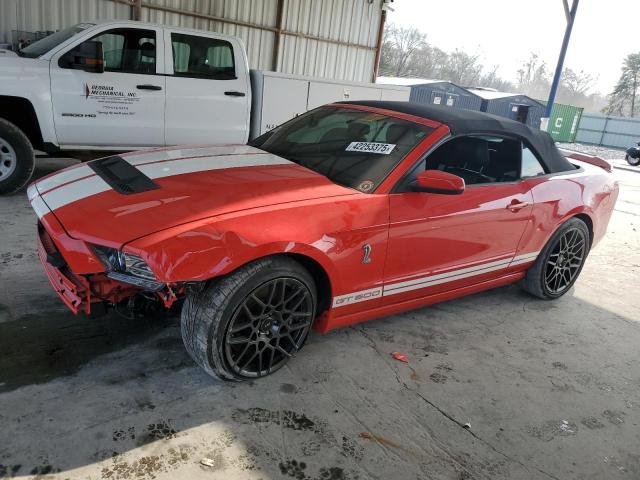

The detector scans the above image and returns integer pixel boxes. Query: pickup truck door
[163,29,251,145]
[50,25,165,148]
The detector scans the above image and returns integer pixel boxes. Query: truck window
[89,28,156,75]
[171,33,235,80]
[18,23,94,58]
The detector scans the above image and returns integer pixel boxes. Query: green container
[538,101,584,142]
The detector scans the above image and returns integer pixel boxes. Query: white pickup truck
[0,20,408,194]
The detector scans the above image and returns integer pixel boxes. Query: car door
[50,25,165,147]
[163,29,251,145]
[383,135,534,303]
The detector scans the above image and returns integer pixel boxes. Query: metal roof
[376,76,446,86]
[465,88,523,100]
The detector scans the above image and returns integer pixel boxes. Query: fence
[575,114,640,149]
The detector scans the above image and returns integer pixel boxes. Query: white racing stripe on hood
[43,176,112,211]
[136,152,292,180]
[124,145,264,166]
[36,165,94,194]
[38,150,293,211]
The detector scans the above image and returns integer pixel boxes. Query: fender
[0,58,57,145]
[126,225,337,293]
[125,194,390,296]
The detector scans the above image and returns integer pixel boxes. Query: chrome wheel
[224,277,314,378]
[544,227,587,295]
[0,137,17,180]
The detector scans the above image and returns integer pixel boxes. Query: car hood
[34,145,356,246]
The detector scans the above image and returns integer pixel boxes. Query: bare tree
[561,68,596,96]
[378,24,602,113]
[379,25,427,77]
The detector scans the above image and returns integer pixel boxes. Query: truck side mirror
[59,40,104,73]
[410,170,465,195]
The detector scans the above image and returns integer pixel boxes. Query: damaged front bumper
[37,222,92,314]
[29,185,178,315]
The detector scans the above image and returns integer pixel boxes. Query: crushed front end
[29,185,180,316]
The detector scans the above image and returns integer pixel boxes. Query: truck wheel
[0,118,35,194]
[181,256,317,381]
[521,218,590,300]
[625,154,640,166]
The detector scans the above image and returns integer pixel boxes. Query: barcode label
[345,142,396,155]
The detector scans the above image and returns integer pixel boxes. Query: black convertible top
[338,100,575,174]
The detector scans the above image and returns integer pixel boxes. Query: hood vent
[88,156,159,195]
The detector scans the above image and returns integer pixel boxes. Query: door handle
[224,91,246,97]
[506,200,530,212]
[136,84,162,91]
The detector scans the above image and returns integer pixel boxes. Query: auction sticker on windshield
[346,142,396,154]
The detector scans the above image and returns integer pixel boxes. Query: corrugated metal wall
[0,0,381,82]
[575,114,640,148]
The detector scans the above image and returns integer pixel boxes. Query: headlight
[93,246,156,280]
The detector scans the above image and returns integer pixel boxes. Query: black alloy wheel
[224,277,314,377]
[181,256,317,381]
[543,226,587,295]
[521,217,590,300]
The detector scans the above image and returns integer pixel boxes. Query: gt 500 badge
[346,142,396,154]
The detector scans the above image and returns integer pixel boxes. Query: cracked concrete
[0,158,638,480]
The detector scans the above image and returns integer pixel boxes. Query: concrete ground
[0,157,638,480]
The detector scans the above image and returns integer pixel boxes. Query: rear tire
[522,218,590,299]
[0,118,35,194]
[181,256,317,381]
[625,154,640,166]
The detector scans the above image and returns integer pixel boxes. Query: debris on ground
[391,352,408,363]
[200,458,216,468]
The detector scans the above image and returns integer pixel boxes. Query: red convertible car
[28,101,618,380]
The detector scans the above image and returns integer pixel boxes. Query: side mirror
[59,40,104,73]
[410,170,465,195]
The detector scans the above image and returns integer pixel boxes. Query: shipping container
[377,77,483,111]
[466,88,545,128]
[538,101,583,142]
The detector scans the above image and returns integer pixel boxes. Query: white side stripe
[383,260,513,297]
[383,257,513,294]
[332,251,541,308]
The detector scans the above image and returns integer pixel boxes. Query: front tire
[522,218,590,299]
[625,154,640,166]
[181,257,317,381]
[0,118,35,194]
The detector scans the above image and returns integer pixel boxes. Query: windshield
[251,107,431,193]
[19,23,94,58]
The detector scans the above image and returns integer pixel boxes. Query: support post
[372,8,387,82]
[542,0,579,130]
[132,0,142,21]
[272,0,284,71]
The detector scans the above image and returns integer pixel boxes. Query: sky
[386,0,639,95]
